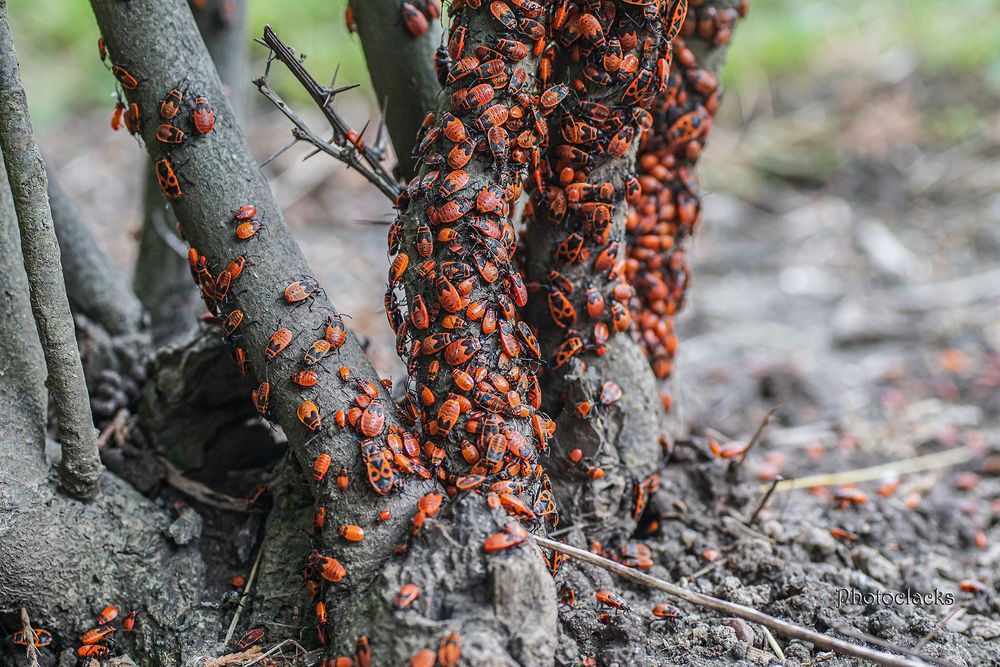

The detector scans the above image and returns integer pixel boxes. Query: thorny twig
[254,26,399,201]
[533,536,938,667]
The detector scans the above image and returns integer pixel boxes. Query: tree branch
[0,127,48,498]
[627,0,748,385]
[89,0,437,655]
[137,0,250,344]
[522,0,680,537]
[348,0,443,181]
[47,166,146,336]
[257,26,400,200]
[0,1,101,500]
[47,164,152,425]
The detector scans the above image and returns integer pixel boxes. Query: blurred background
[12,0,1000,440]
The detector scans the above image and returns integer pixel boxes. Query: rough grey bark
[89,0,444,658]
[246,453,315,632]
[349,0,442,181]
[136,0,249,345]
[0,2,101,500]
[0,127,220,667]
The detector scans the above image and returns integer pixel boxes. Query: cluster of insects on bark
[100,38,216,201]
[524,0,689,376]
[385,0,566,576]
[17,604,139,661]
[87,0,750,661]
[626,0,748,398]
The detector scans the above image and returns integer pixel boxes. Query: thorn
[260,136,299,169]
[321,83,360,108]
[356,118,372,150]
[323,82,361,96]
[329,64,340,90]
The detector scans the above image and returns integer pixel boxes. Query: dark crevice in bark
[349,0,443,182]
[0,5,101,500]
[137,324,279,475]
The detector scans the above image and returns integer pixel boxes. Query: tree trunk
[521,0,680,540]
[0,3,101,500]
[135,0,250,345]
[88,0,452,659]
[349,0,442,181]
[0,128,220,667]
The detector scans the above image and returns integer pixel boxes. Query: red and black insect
[155,157,183,199]
[192,95,215,134]
[160,87,183,119]
[113,64,138,89]
[283,276,322,308]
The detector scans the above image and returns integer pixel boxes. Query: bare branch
[0,2,101,500]
[256,26,400,201]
